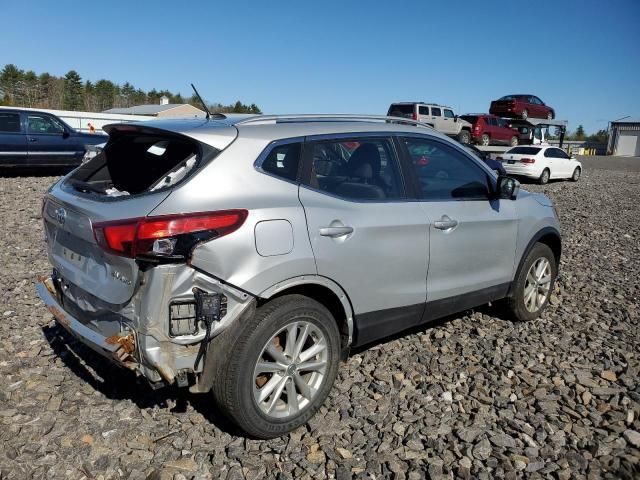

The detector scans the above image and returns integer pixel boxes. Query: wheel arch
[508,226,561,297]
[258,276,354,354]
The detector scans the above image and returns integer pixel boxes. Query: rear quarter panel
[149,136,317,296]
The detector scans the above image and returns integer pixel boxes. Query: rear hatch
[43,122,233,306]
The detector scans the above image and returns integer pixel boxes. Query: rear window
[507,146,541,155]
[388,105,414,118]
[67,133,215,197]
[0,113,21,133]
[460,115,478,124]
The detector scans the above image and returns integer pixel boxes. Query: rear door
[399,135,518,312]
[26,113,82,166]
[430,107,445,133]
[298,134,429,345]
[0,111,27,166]
[417,105,432,125]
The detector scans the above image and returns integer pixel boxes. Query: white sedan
[498,146,582,184]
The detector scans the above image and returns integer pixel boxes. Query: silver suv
[36,114,561,438]
[387,102,473,144]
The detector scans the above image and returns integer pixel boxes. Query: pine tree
[63,70,83,110]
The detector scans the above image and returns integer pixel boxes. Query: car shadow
[41,322,243,435]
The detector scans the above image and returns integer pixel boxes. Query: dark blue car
[0,108,106,167]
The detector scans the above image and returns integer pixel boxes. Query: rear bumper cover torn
[36,275,137,369]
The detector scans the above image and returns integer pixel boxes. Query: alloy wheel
[523,257,552,312]
[253,320,328,418]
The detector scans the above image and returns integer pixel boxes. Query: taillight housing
[412,112,418,120]
[521,158,536,164]
[93,209,248,261]
[496,156,503,161]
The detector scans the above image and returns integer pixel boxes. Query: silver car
[36,114,561,438]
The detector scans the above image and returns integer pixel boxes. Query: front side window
[443,109,455,119]
[431,107,442,117]
[0,113,21,133]
[260,142,302,182]
[403,137,491,200]
[27,114,65,134]
[305,137,403,201]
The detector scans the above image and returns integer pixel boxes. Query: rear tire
[510,136,519,147]
[481,134,490,146]
[521,109,529,120]
[547,111,554,120]
[571,167,581,182]
[506,243,557,322]
[538,168,550,185]
[458,130,471,144]
[210,295,341,439]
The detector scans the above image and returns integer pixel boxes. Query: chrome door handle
[433,215,458,230]
[319,226,353,237]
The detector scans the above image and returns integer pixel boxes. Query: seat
[334,143,386,200]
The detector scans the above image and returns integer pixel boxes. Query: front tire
[521,109,529,120]
[510,136,519,147]
[547,111,554,120]
[211,295,341,439]
[538,168,550,185]
[481,133,490,146]
[506,243,557,322]
[571,167,581,182]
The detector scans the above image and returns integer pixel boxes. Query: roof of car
[113,115,451,143]
[390,102,452,108]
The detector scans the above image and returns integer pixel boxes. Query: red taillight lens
[521,158,536,164]
[412,112,417,120]
[93,210,248,259]
[496,156,503,161]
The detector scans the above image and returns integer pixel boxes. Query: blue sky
[3,0,639,133]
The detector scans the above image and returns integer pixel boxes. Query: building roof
[612,117,640,124]
[103,104,204,116]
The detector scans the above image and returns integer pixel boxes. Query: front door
[0,111,27,166]
[299,135,429,345]
[399,136,518,315]
[442,108,457,135]
[26,113,81,166]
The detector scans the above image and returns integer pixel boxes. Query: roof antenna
[191,83,212,120]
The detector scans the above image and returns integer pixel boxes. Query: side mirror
[62,129,70,138]
[454,115,458,122]
[496,175,519,200]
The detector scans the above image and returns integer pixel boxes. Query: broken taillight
[93,210,248,260]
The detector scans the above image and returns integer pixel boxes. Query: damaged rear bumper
[36,275,137,370]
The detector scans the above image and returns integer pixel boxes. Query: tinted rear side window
[431,107,442,116]
[508,147,541,155]
[261,142,302,182]
[0,113,21,133]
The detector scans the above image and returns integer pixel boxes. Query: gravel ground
[0,166,638,480]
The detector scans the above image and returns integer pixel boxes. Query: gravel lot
[0,161,639,480]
